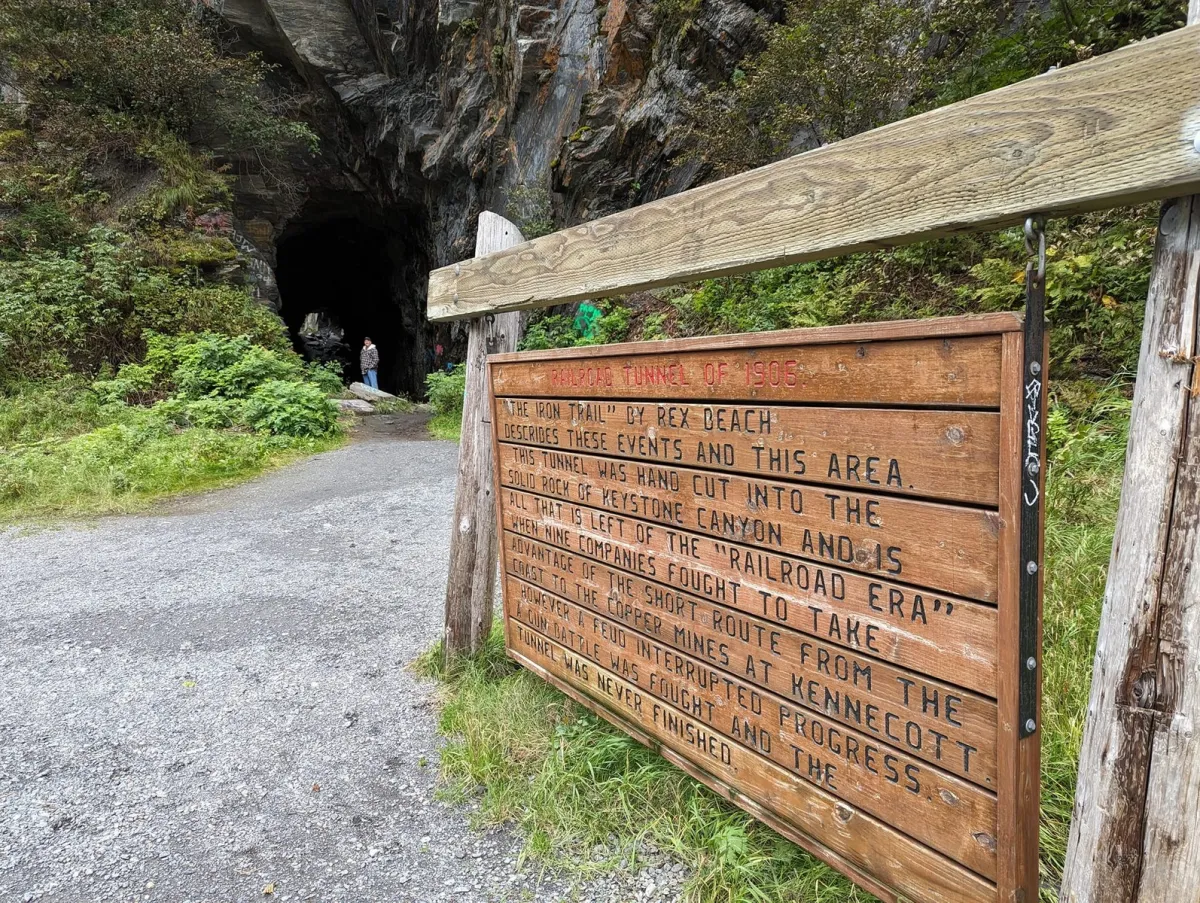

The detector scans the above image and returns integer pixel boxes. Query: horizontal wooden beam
[428,26,1200,321]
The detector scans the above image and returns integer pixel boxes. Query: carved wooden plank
[491,317,1038,901]
[496,442,1000,601]
[501,493,1000,710]
[1061,192,1200,899]
[491,332,1006,407]
[428,28,1200,320]
[505,573,1000,876]
[495,398,1002,505]
[500,490,1000,783]
[442,212,525,659]
[507,623,998,903]
[502,530,998,779]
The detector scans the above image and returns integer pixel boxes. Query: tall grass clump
[426,364,467,441]
[420,626,873,902]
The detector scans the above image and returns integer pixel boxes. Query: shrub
[426,364,468,416]
[0,0,317,162]
[242,380,339,438]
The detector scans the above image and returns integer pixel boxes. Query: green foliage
[0,226,289,386]
[690,0,1179,177]
[242,379,339,438]
[506,183,555,239]
[664,209,1153,381]
[689,0,960,175]
[0,0,317,161]
[92,332,339,438]
[933,0,1185,107]
[519,301,633,351]
[132,131,233,220]
[0,379,104,446]
[426,364,468,442]
[426,364,468,416]
[0,400,338,521]
[653,0,705,38]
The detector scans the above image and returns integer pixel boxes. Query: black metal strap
[1019,216,1046,738]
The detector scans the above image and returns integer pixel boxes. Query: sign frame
[487,312,1044,903]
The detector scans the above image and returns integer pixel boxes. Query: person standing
[360,337,380,389]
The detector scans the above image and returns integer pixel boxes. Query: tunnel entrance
[275,201,433,397]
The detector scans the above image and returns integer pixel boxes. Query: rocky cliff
[209,0,776,394]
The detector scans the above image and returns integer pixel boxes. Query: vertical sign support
[442,212,525,662]
[1019,216,1047,737]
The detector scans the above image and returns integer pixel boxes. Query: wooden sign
[488,313,1044,903]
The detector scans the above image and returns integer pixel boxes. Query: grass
[0,384,345,523]
[428,410,463,442]
[419,379,1130,903]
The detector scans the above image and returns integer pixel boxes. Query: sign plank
[491,333,1005,408]
[497,442,1000,602]
[489,316,1040,902]
[508,623,997,903]
[505,574,1000,876]
[502,529,997,785]
[501,490,999,698]
[495,398,1002,506]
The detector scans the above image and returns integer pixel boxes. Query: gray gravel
[0,429,687,903]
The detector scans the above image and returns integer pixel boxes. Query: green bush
[519,301,633,351]
[0,227,291,386]
[242,379,339,438]
[426,364,468,416]
[0,0,316,162]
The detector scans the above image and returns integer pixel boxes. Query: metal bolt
[1026,459,1040,476]
[1026,561,1038,575]
[1030,361,1041,375]
[1194,132,1200,155]
[1026,657,1037,671]
[1025,719,1037,733]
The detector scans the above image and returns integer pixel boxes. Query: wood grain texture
[490,313,1022,361]
[491,334,1005,408]
[500,499,1000,783]
[428,28,1200,321]
[495,398,1002,505]
[1061,196,1200,901]
[505,573,1000,876]
[1136,383,1200,901]
[507,622,998,903]
[497,442,1001,601]
[503,530,997,783]
[442,212,525,659]
[501,487,999,711]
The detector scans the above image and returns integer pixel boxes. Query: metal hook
[1024,215,1047,282]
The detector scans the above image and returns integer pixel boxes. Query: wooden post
[442,212,525,661]
[1060,18,1200,890]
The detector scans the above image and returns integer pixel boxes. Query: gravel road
[1,420,686,903]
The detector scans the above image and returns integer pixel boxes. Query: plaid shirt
[360,344,379,372]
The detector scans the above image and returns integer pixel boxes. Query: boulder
[338,398,375,413]
[349,382,397,402]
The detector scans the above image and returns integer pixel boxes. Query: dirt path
[0,424,684,903]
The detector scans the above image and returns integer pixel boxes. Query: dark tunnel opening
[274,202,436,398]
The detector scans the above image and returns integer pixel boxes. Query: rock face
[216,0,776,395]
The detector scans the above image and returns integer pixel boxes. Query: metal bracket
[1019,216,1046,738]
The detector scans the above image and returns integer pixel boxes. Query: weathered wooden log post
[1060,10,1200,896]
[442,211,525,661]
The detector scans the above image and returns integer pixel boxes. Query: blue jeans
[364,369,378,389]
